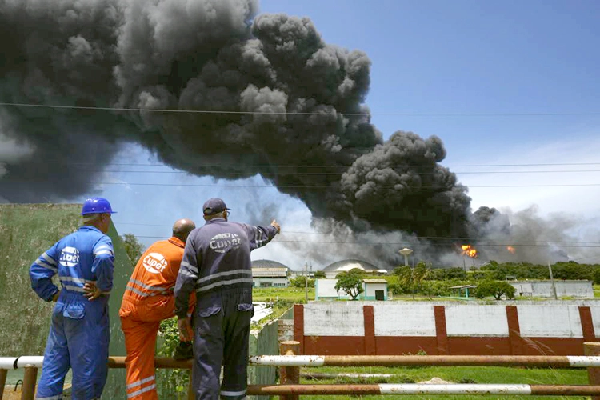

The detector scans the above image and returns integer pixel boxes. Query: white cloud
[449,134,600,218]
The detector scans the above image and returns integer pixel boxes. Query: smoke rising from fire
[0,0,472,242]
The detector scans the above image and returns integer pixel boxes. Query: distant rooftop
[251,259,289,270]
[323,259,379,271]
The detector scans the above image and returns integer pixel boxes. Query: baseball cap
[202,198,230,215]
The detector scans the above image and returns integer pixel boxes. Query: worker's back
[30,225,113,310]
[189,219,258,296]
[122,238,185,303]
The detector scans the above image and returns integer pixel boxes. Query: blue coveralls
[29,226,114,400]
[174,218,278,400]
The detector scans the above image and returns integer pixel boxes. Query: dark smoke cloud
[339,131,471,237]
[0,0,472,241]
[471,206,591,265]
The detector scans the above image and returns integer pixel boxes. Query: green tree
[121,233,145,267]
[394,265,412,287]
[334,269,364,300]
[413,262,430,287]
[594,268,600,285]
[476,280,515,300]
[290,275,315,288]
[394,262,430,295]
[313,270,326,278]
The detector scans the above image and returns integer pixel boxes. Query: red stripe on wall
[434,306,448,355]
[294,304,304,354]
[303,336,366,355]
[301,335,587,356]
[579,306,596,342]
[447,337,512,355]
[506,305,523,355]
[375,337,438,355]
[363,306,376,355]
[520,338,584,356]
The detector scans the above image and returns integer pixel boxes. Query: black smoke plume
[0,0,472,241]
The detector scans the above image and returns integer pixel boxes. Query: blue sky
[101,0,600,267]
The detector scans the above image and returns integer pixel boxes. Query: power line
[21,159,600,168]
[98,168,600,175]
[2,101,600,116]
[113,224,600,244]
[129,235,600,248]
[94,182,600,188]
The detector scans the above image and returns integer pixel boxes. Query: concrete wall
[510,280,594,298]
[294,301,600,356]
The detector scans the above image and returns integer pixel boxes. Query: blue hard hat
[81,197,117,215]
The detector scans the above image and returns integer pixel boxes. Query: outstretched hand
[83,282,102,301]
[270,219,281,234]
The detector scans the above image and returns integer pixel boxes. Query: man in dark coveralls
[174,198,281,399]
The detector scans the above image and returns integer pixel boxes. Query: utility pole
[304,262,308,304]
[548,263,558,300]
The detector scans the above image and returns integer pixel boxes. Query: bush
[157,318,190,399]
[594,269,600,285]
[475,280,515,300]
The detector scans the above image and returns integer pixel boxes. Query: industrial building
[251,259,290,287]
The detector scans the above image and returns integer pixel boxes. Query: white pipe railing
[5,355,600,369]
[16,356,44,368]
[0,357,17,369]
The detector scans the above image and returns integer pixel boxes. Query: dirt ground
[3,384,72,399]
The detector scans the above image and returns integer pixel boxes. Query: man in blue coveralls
[29,197,117,400]
[174,198,281,399]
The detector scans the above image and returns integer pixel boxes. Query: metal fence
[4,342,600,399]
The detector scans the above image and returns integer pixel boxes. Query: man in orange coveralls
[119,218,196,400]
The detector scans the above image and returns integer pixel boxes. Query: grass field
[253,286,315,302]
[299,365,589,400]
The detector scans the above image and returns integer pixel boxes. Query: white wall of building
[510,281,593,298]
[316,278,351,299]
[364,282,387,299]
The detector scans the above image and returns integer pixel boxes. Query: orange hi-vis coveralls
[119,237,195,400]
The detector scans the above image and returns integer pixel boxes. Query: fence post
[187,370,194,400]
[0,369,7,400]
[21,366,38,400]
[279,341,300,400]
[584,342,600,400]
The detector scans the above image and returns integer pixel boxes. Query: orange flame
[461,245,478,258]
[507,246,516,254]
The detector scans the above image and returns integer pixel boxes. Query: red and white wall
[293,302,600,356]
